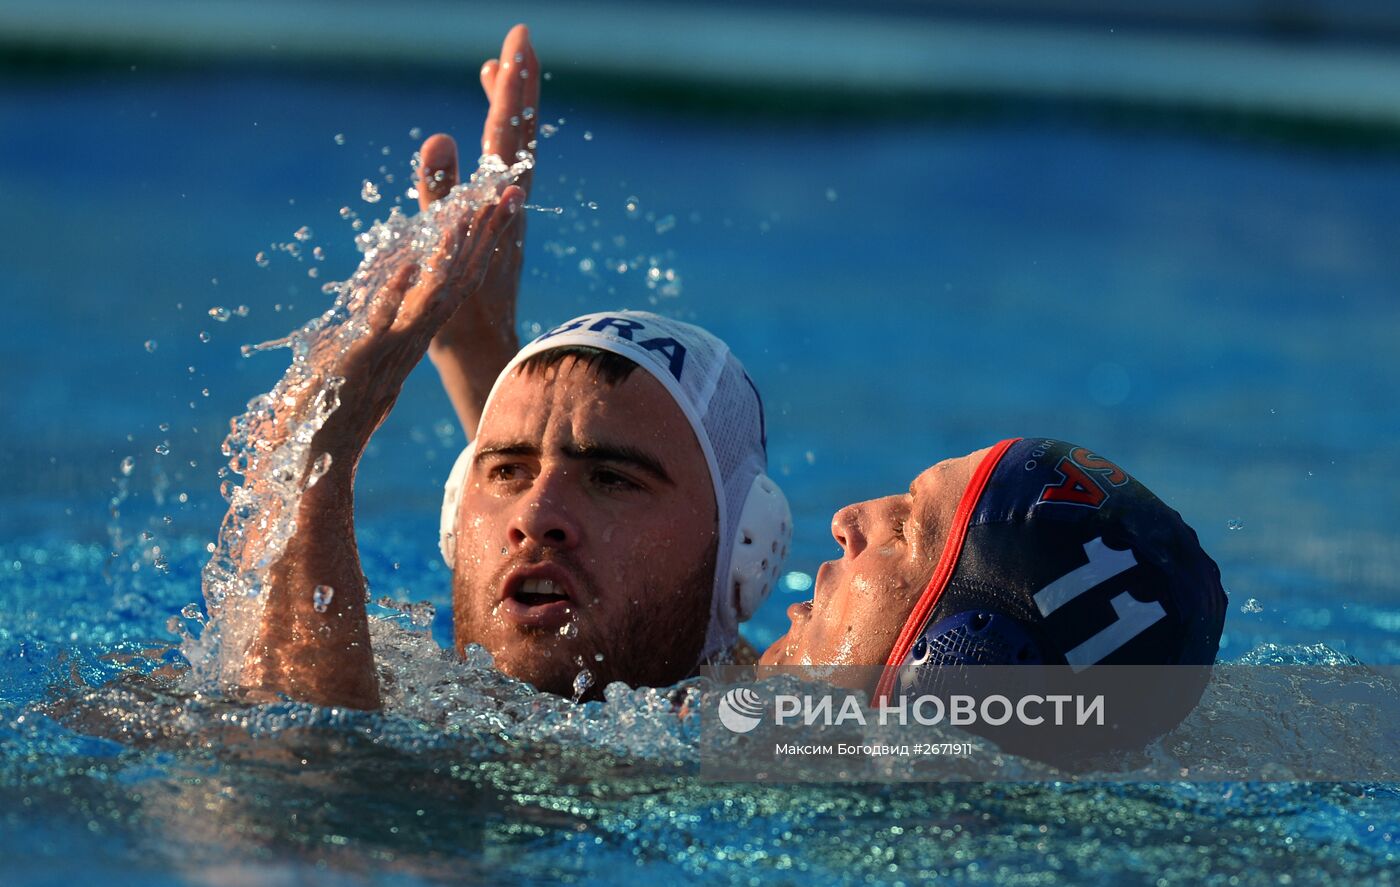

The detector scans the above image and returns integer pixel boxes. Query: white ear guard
[729,473,791,621]
[439,444,790,624]
[439,441,476,565]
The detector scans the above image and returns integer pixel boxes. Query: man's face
[453,356,718,697]
[758,447,991,684]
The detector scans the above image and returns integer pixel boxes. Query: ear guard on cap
[439,441,476,565]
[897,610,1047,697]
[439,444,791,625]
[728,473,792,621]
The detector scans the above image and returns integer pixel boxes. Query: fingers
[479,58,499,98]
[404,186,522,328]
[477,185,525,256]
[425,187,524,325]
[416,133,459,211]
[370,263,418,332]
[480,24,538,194]
[423,24,535,212]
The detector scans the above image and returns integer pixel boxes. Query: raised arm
[422,24,539,439]
[231,187,523,710]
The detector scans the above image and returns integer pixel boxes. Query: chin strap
[873,438,1020,704]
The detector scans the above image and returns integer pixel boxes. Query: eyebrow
[474,440,675,486]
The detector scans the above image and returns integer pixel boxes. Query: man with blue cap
[760,438,1227,749]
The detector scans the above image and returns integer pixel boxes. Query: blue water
[3,66,1399,882]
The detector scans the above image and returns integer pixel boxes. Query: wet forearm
[240,462,380,709]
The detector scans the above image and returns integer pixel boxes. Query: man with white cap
[232,27,788,709]
[437,311,789,698]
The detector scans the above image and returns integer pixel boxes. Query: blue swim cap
[876,438,1226,743]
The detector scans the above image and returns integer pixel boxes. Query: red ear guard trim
[873,438,1020,703]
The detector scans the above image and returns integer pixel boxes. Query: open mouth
[513,577,569,607]
[501,570,578,629]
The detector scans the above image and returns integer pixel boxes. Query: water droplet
[582,131,593,141]
[518,67,529,80]
[1227,518,1244,531]
[361,180,382,204]
[825,187,838,202]
[584,201,598,210]
[624,196,640,217]
[521,106,535,120]
[304,452,333,489]
[781,571,814,593]
[254,250,270,267]
[180,602,203,620]
[543,71,552,81]
[593,653,604,662]
[578,257,595,273]
[654,214,676,234]
[119,456,135,476]
[198,331,211,343]
[313,585,335,613]
[177,492,188,504]
[1240,598,1263,614]
[333,133,346,145]
[208,306,231,322]
[312,246,325,261]
[293,225,313,241]
[558,622,579,639]
[408,126,422,139]
[571,668,594,702]
[380,145,391,156]
[539,123,558,139]
[154,443,170,456]
[509,115,520,127]
[307,267,319,279]
[158,422,170,432]
[338,206,356,220]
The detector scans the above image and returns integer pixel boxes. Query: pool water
[2,66,1399,883]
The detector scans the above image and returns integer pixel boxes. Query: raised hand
[313,187,525,463]
[418,24,540,438]
[236,185,522,710]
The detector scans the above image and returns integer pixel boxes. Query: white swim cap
[440,310,791,661]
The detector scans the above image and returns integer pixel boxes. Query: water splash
[188,150,533,691]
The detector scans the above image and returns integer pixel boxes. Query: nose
[507,470,582,550]
[831,503,867,558]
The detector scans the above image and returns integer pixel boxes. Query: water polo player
[226,27,791,709]
[759,438,1226,749]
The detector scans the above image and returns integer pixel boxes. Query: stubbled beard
[454,542,716,699]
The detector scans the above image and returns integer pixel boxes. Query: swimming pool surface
[2,65,1398,883]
